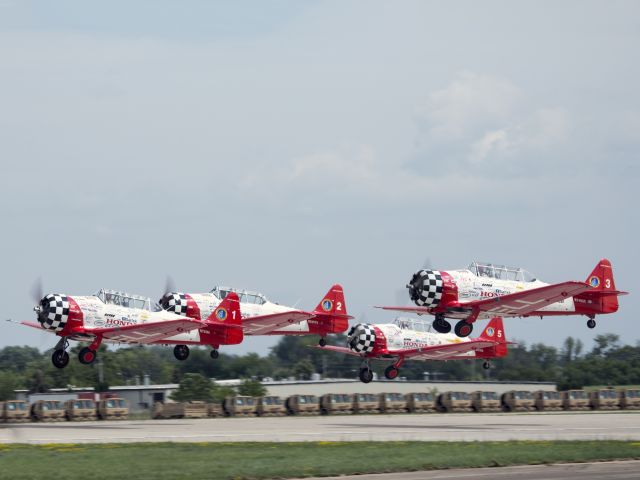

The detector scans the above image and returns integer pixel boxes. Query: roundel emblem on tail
[321,299,333,312]
[589,276,600,288]
[216,308,227,321]
[486,327,495,337]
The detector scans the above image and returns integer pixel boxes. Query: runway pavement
[1,411,639,444]
[295,460,640,480]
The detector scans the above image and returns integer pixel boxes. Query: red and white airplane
[379,259,627,338]
[319,317,511,383]
[22,284,349,368]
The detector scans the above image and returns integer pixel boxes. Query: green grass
[1,441,639,480]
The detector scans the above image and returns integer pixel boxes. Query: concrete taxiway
[1,411,639,444]
[296,460,640,480]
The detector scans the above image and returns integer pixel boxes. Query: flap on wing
[469,281,591,316]
[242,311,313,335]
[85,318,202,344]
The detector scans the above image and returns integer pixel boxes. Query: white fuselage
[376,323,479,358]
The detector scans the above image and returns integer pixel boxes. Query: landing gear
[210,349,219,359]
[384,365,399,380]
[482,361,491,370]
[587,316,596,329]
[359,368,373,383]
[51,337,70,368]
[318,337,327,347]
[52,350,69,369]
[454,320,473,338]
[78,347,97,365]
[432,314,451,334]
[173,344,190,361]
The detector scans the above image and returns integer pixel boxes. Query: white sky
[1,0,638,355]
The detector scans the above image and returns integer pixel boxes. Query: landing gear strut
[51,337,70,369]
[174,344,190,361]
[432,314,451,334]
[587,315,596,329]
[454,320,473,338]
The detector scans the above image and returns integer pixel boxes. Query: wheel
[319,338,327,347]
[482,361,491,370]
[210,349,219,359]
[432,316,452,334]
[51,350,69,369]
[587,318,596,329]
[174,345,190,361]
[78,347,96,365]
[384,365,399,380]
[359,368,373,383]
[454,320,473,337]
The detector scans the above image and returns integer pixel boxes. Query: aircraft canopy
[392,317,435,332]
[95,289,152,310]
[210,286,268,305]
[467,262,536,282]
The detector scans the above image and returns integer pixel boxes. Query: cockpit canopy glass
[393,317,434,332]
[210,286,268,305]
[96,289,151,310]
[467,262,536,282]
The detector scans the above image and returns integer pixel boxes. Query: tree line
[1,332,639,401]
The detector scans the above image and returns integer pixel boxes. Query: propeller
[155,276,177,311]
[30,277,43,304]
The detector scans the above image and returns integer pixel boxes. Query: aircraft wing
[378,281,591,319]
[84,319,203,344]
[316,340,497,360]
[242,311,314,335]
[20,320,46,330]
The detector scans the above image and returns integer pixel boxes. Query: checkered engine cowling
[161,293,188,316]
[408,270,444,307]
[348,324,376,354]
[39,294,70,332]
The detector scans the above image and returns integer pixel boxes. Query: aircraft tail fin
[205,292,242,326]
[578,259,627,313]
[311,284,352,334]
[477,317,508,357]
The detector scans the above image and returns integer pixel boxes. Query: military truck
[589,389,620,410]
[223,396,256,417]
[619,389,640,410]
[285,395,319,415]
[533,390,562,411]
[207,402,224,418]
[471,391,501,412]
[405,392,436,413]
[1,400,30,423]
[437,391,472,413]
[378,393,406,413]
[255,396,286,417]
[501,390,534,412]
[353,393,379,414]
[561,390,589,410]
[319,394,353,415]
[153,401,208,419]
[97,397,129,420]
[64,399,97,421]
[30,400,65,422]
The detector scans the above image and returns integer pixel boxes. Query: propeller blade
[30,277,43,304]
[163,276,176,297]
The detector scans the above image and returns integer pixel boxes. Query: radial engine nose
[35,293,70,332]
[407,269,444,307]
[347,323,376,354]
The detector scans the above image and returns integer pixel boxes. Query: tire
[359,368,373,383]
[52,350,70,369]
[384,365,399,380]
[433,317,452,334]
[319,338,327,347]
[210,350,219,359]
[174,345,190,361]
[454,320,473,338]
[78,347,96,365]
[587,319,596,329]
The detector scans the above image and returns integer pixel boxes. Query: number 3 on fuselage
[378,259,628,338]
